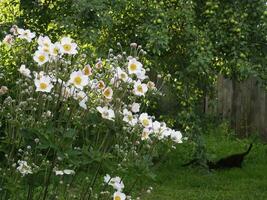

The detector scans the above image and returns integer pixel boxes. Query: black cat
[182,144,253,170]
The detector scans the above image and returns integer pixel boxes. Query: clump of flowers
[0,27,185,199]
[104,175,126,200]
[17,160,33,176]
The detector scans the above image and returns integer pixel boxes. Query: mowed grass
[143,129,267,200]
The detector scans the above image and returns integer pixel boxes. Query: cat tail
[181,159,198,167]
[244,143,253,156]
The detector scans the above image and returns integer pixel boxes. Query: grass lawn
[143,129,267,200]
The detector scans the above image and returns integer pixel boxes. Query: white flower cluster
[54,169,75,176]
[2,26,35,45]
[104,174,126,200]
[1,26,186,199]
[17,160,33,176]
[7,26,183,146]
[18,28,36,42]
[97,106,115,121]
[0,86,8,95]
[33,36,77,65]
[8,28,90,109]
[95,54,182,143]
[121,108,183,143]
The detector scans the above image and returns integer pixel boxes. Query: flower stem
[42,151,56,200]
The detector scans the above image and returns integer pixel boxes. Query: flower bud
[2,34,13,46]
[130,43,137,48]
[0,86,8,95]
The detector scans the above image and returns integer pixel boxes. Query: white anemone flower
[17,160,33,176]
[152,121,161,133]
[128,58,142,74]
[49,42,61,57]
[147,81,156,90]
[69,70,89,89]
[97,80,106,90]
[170,130,183,143]
[102,87,113,100]
[61,85,75,99]
[33,71,45,80]
[95,60,103,69]
[37,36,52,53]
[63,169,75,175]
[133,80,148,96]
[136,68,147,80]
[109,176,125,191]
[18,65,31,78]
[113,191,126,200]
[60,37,78,55]
[116,67,129,82]
[37,36,51,47]
[104,174,111,183]
[139,113,152,128]
[2,34,13,46]
[141,128,152,140]
[79,101,87,110]
[74,91,88,109]
[83,64,92,76]
[55,169,75,175]
[162,128,172,137]
[0,86,8,95]
[38,45,50,54]
[96,106,115,121]
[104,174,126,194]
[17,28,35,42]
[131,102,140,113]
[123,109,138,126]
[34,75,53,93]
[74,90,87,101]
[10,25,19,35]
[55,170,64,176]
[89,79,98,89]
[33,50,49,65]
[156,122,167,140]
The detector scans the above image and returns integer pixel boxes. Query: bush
[0,27,183,199]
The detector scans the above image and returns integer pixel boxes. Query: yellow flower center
[98,81,105,89]
[38,55,46,62]
[83,67,91,75]
[63,44,71,52]
[103,89,111,97]
[53,48,59,55]
[137,85,143,93]
[96,62,102,68]
[142,119,150,126]
[127,115,133,121]
[40,82,48,90]
[120,73,126,79]
[130,63,137,71]
[43,47,50,53]
[115,196,121,200]
[74,76,82,85]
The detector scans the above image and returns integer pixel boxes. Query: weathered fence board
[207,75,267,140]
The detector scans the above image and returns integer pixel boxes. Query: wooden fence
[206,75,267,140]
